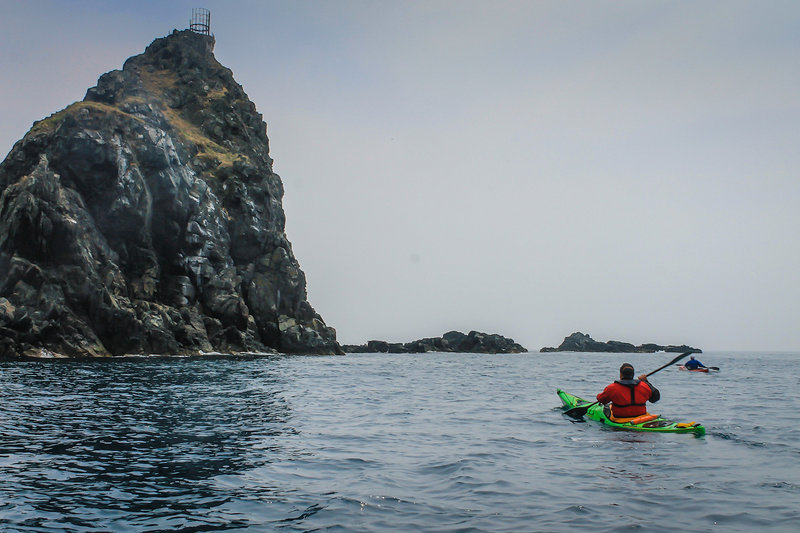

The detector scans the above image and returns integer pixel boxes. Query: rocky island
[540,332,700,353]
[343,330,527,354]
[0,29,341,358]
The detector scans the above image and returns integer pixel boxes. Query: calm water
[1,351,798,532]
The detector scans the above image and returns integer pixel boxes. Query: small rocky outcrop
[342,330,528,354]
[540,332,700,353]
[0,30,341,358]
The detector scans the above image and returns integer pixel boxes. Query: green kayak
[557,389,705,435]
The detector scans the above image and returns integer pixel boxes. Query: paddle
[563,351,695,419]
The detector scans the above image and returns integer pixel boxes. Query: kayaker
[596,363,660,418]
[684,355,707,370]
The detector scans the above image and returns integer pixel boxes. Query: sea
[1,350,798,532]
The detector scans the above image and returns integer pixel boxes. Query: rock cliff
[540,332,700,353]
[0,30,341,357]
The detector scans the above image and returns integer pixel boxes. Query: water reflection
[0,356,295,530]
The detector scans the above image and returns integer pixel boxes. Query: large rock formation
[343,330,528,354]
[540,332,700,353]
[0,30,342,357]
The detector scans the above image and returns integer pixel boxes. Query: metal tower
[189,8,211,35]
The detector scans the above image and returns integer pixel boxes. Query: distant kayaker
[684,355,707,370]
[596,363,660,419]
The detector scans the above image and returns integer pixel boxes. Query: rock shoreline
[540,332,700,353]
[343,330,527,354]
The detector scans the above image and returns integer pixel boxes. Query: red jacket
[596,379,659,418]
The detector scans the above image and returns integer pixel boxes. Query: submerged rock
[540,332,700,353]
[0,30,341,357]
[342,330,528,354]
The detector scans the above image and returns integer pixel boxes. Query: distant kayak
[678,365,719,372]
[557,389,705,435]
[679,366,709,372]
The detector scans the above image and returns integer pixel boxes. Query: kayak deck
[557,389,705,435]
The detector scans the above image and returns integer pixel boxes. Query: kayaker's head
[620,363,635,380]
[690,356,695,360]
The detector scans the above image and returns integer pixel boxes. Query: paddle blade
[563,401,598,419]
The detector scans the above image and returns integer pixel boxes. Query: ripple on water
[1,352,800,532]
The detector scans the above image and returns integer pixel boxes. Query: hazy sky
[2,1,799,351]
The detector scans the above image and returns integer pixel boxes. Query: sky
[1,1,799,352]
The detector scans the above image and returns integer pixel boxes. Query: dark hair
[620,363,635,379]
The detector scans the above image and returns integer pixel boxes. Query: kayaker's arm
[639,374,661,403]
[596,385,612,405]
